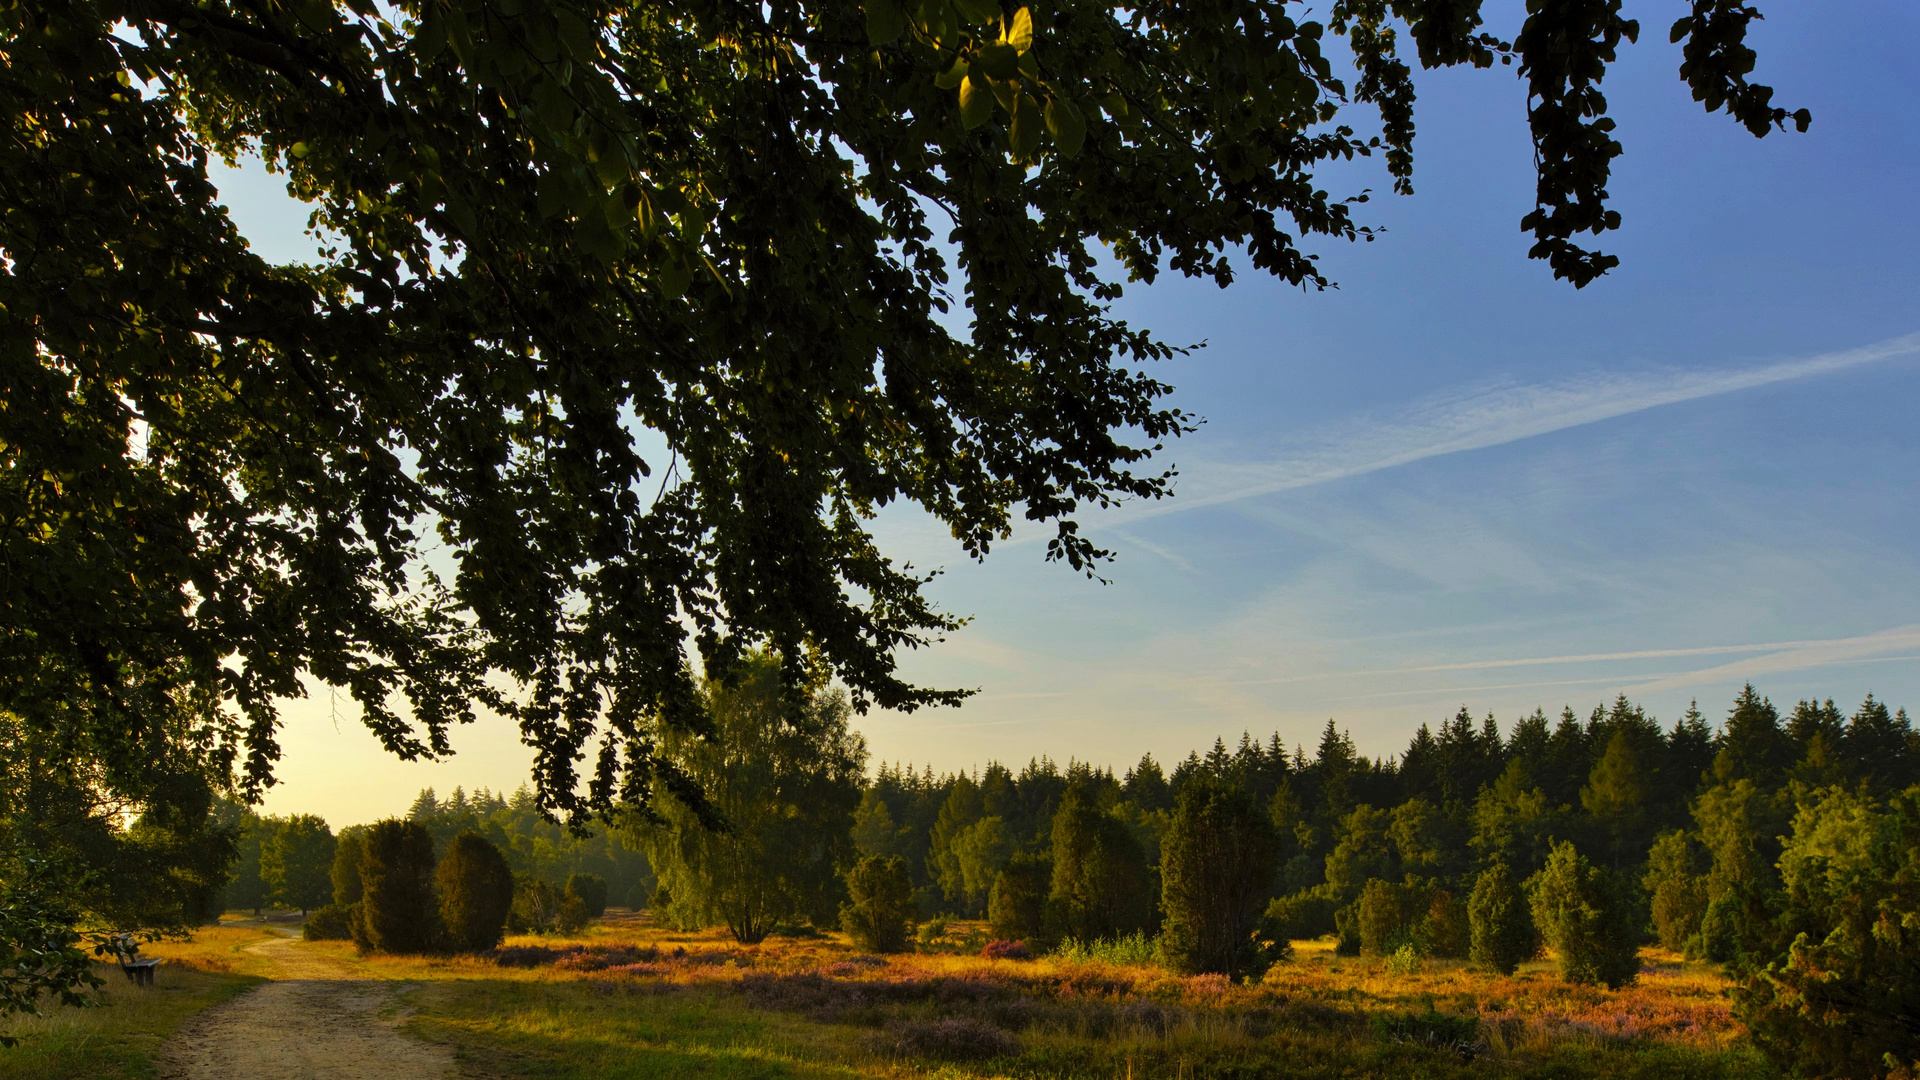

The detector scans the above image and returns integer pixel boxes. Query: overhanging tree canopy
[1,0,1805,825]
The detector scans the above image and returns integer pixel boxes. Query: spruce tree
[1159,777,1280,980]
[1580,728,1647,869]
[438,833,514,952]
[352,818,441,955]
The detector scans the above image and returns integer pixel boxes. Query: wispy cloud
[1102,330,1920,527]
[1634,624,1920,693]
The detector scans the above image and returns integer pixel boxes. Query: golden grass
[0,920,275,1080]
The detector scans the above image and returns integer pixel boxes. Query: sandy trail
[158,933,455,1080]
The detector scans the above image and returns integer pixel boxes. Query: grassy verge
[0,924,275,1080]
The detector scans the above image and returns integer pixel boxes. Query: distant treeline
[220,785,655,915]
[859,688,1917,926]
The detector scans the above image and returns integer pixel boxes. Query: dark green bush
[1356,877,1427,956]
[842,854,915,953]
[1264,888,1339,940]
[351,818,441,954]
[1468,862,1536,975]
[988,854,1051,946]
[1417,886,1471,959]
[303,902,356,941]
[437,832,514,952]
[1159,775,1281,981]
[565,873,608,918]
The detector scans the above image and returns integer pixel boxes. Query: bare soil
[158,933,454,1080]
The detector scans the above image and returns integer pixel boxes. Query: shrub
[437,832,514,952]
[303,902,356,941]
[880,1017,1018,1061]
[1418,887,1470,958]
[981,939,1031,960]
[352,818,441,954]
[565,873,609,918]
[1333,900,1363,955]
[1356,877,1426,956]
[1159,775,1281,980]
[1643,830,1708,952]
[1526,840,1640,988]
[510,876,584,935]
[1468,862,1535,975]
[1264,888,1339,940]
[1053,931,1163,966]
[841,854,914,953]
[988,854,1051,945]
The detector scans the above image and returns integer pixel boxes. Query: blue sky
[245,1,1920,824]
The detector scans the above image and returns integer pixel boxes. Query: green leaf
[866,0,908,45]
[934,57,971,90]
[1044,97,1085,158]
[1010,92,1042,159]
[1005,7,1033,53]
[960,74,993,129]
[973,41,1018,80]
[1016,49,1039,80]
[951,0,999,25]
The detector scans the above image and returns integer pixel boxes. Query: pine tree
[352,818,441,954]
[1468,862,1535,974]
[438,833,514,952]
[1159,776,1281,980]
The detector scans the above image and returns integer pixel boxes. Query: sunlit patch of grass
[0,935,269,1080]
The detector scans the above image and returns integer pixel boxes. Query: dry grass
[0,918,275,1079]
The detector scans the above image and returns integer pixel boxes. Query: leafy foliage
[565,873,609,919]
[261,814,336,914]
[1049,789,1152,944]
[302,902,356,941]
[440,832,515,952]
[632,652,865,943]
[0,855,106,1045]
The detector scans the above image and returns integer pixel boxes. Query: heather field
[383,912,1762,1080]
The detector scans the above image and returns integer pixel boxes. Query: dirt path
[158,933,455,1080]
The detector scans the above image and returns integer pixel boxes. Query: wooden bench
[109,933,162,987]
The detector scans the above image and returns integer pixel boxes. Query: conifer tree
[438,833,514,952]
[841,855,915,954]
[1525,841,1640,988]
[352,818,441,955]
[1643,830,1708,952]
[1159,777,1280,980]
[330,827,366,906]
[260,814,336,915]
[989,854,1053,945]
[1468,862,1535,974]
[1581,728,1648,869]
[1049,791,1151,942]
